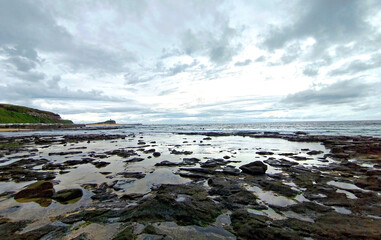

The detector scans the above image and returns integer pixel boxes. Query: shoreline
[0,130,380,239]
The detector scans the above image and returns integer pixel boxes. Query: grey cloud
[0,0,136,74]
[181,14,242,65]
[12,71,46,82]
[255,56,266,62]
[158,88,178,96]
[302,65,319,77]
[0,77,125,102]
[280,43,301,64]
[234,59,252,66]
[329,53,381,76]
[263,0,370,50]
[282,79,376,106]
[6,56,37,72]
[168,60,198,76]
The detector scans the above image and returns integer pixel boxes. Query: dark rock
[182,157,201,164]
[120,193,145,200]
[178,172,209,179]
[355,176,381,191]
[52,188,83,203]
[153,152,161,157]
[279,152,296,156]
[203,137,212,140]
[291,156,311,161]
[170,149,193,155]
[124,157,145,163]
[256,151,274,155]
[200,158,229,168]
[155,160,181,167]
[105,149,137,158]
[256,180,298,197]
[222,167,241,176]
[264,158,298,168]
[118,171,146,179]
[240,161,267,175]
[180,168,215,174]
[14,181,54,200]
[144,148,156,153]
[120,184,221,226]
[14,181,55,207]
[48,151,83,156]
[92,161,110,168]
[307,150,324,155]
[231,210,301,240]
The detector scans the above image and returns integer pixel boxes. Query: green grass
[0,104,73,124]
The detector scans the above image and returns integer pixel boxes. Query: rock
[92,161,110,168]
[14,181,55,199]
[222,167,241,176]
[200,158,229,168]
[256,151,274,155]
[48,151,83,156]
[231,210,301,240]
[52,188,83,203]
[203,137,212,140]
[239,161,267,175]
[14,181,55,207]
[155,161,181,167]
[256,180,298,197]
[121,193,145,200]
[120,184,221,226]
[355,176,381,191]
[182,158,201,164]
[307,150,324,155]
[291,156,310,161]
[118,171,146,179]
[170,149,193,155]
[264,158,298,168]
[124,157,145,163]
[105,149,138,158]
[144,149,156,153]
[180,168,215,174]
[178,172,209,179]
[153,152,161,157]
[279,152,296,156]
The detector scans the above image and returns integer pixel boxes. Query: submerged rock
[14,181,55,200]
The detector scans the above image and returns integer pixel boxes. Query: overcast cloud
[1,0,381,123]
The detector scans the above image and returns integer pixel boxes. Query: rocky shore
[0,130,380,239]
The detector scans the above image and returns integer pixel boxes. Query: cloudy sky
[1,0,381,123]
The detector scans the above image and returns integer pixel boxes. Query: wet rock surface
[0,131,380,239]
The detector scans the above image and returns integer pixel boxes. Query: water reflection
[14,180,83,207]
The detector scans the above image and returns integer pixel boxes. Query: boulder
[239,161,267,175]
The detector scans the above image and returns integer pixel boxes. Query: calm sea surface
[135,121,381,137]
[1,121,381,137]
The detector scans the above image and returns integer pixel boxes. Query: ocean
[128,120,381,137]
[1,120,381,137]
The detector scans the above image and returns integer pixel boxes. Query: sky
[1,0,381,124]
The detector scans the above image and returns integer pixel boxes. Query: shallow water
[1,129,379,237]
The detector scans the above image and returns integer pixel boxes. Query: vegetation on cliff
[0,104,73,124]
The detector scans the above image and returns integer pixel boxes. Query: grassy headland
[0,104,73,124]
